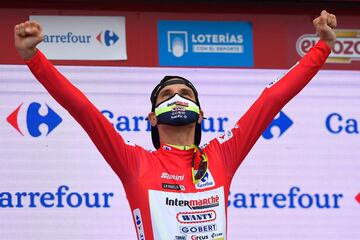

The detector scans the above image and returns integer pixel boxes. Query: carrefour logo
[6,102,62,137]
[101,109,293,139]
[102,110,229,133]
[262,111,293,140]
[96,30,119,46]
[228,186,344,209]
[326,112,359,134]
[0,185,113,208]
[29,16,127,60]
[43,32,92,44]
[43,30,119,47]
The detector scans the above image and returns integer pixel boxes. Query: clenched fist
[14,21,43,60]
[313,10,337,48]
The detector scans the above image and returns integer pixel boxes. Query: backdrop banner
[0,64,359,239]
[29,15,127,60]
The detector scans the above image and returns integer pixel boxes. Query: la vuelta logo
[6,102,62,137]
[296,29,360,63]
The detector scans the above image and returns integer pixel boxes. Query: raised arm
[207,10,337,178]
[14,21,140,182]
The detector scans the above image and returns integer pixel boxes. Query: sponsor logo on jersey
[163,145,172,150]
[162,183,186,191]
[175,236,186,240]
[166,195,219,210]
[211,232,224,239]
[195,171,215,190]
[125,140,136,146]
[149,187,226,239]
[191,234,209,240]
[161,172,185,181]
[267,62,299,88]
[176,210,217,224]
[133,208,145,240]
[216,130,233,144]
[6,102,62,137]
[172,106,186,112]
[168,101,189,107]
[296,29,360,63]
[180,224,217,234]
[200,141,210,149]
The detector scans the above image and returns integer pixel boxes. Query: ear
[148,112,157,127]
[197,110,204,124]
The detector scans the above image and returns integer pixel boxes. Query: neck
[158,123,196,146]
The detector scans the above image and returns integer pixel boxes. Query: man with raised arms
[14,10,337,240]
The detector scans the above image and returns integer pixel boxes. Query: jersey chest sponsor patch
[195,170,215,190]
[148,187,226,240]
[133,208,146,240]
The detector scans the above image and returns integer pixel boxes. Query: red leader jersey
[26,40,330,240]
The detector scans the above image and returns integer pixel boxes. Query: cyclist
[14,10,337,240]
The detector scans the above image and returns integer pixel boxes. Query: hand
[14,21,44,60]
[313,10,337,48]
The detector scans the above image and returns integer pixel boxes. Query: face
[155,83,196,105]
[149,83,203,127]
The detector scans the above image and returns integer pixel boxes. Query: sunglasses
[191,145,208,184]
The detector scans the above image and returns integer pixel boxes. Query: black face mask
[155,94,200,126]
[150,76,202,149]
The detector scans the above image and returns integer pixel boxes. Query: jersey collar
[161,143,195,151]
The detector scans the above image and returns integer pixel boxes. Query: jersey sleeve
[206,40,331,179]
[25,50,143,182]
